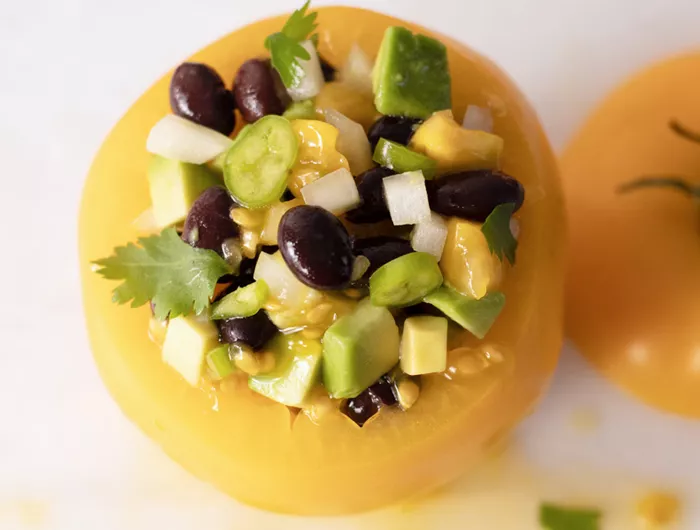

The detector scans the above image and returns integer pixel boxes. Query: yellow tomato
[79,6,564,515]
[563,52,700,417]
[288,119,349,197]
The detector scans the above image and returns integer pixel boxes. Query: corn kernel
[637,491,680,528]
[301,327,324,340]
[231,344,259,375]
[231,207,265,229]
[344,288,364,299]
[241,230,260,259]
[396,378,420,410]
[306,303,333,325]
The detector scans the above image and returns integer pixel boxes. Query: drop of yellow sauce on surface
[562,52,700,417]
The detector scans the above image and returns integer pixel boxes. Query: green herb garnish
[93,228,232,320]
[481,202,518,265]
[265,1,318,88]
[539,503,601,530]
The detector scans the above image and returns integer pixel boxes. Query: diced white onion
[462,105,494,133]
[382,171,431,226]
[351,255,371,281]
[323,109,373,175]
[411,212,448,259]
[132,208,159,233]
[510,218,520,240]
[146,114,233,164]
[254,252,317,309]
[287,40,325,102]
[339,43,374,95]
[301,167,360,214]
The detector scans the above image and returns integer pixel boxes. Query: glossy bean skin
[233,59,290,123]
[170,63,236,135]
[343,375,397,426]
[428,170,525,222]
[352,236,413,280]
[367,115,422,151]
[320,57,337,82]
[278,206,354,290]
[218,311,278,350]
[344,167,394,224]
[182,187,239,254]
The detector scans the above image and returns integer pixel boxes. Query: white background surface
[2,0,700,528]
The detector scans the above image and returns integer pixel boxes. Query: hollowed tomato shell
[79,6,565,515]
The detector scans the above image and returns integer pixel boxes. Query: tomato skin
[79,7,565,514]
[562,53,700,418]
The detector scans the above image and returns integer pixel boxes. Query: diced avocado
[162,314,220,386]
[248,333,323,407]
[322,299,400,399]
[206,344,236,380]
[423,286,505,339]
[148,155,220,228]
[410,110,503,173]
[373,26,451,119]
[400,316,448,375]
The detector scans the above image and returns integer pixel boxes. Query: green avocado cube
[373,26,451,119]
[400,316,448,375]
[162,315,220,386]
[148,155,220,228]
[424,286,505,339]
[322,299,400,399]
[249,333,323,407]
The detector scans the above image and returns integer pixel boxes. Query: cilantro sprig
[93,228,232,320]
[539,503,602,530]
[265,1,318,88]
[481,202,518,265]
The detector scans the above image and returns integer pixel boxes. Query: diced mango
[440,217,501,299]
[315,81,380,131]
[410,110,503,173]
[260,198,303,245]
[288,120,350,197]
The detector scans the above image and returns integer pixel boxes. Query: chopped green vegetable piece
[93,228,232,320]
[265,1,318,88]
[283,99,318,120]
[163,315,220,386]
[224,115,298,208]
[370,252,443,307]
[373,26,451,119]
[373,138,438,178]
[481,202,518,265]
[539,503,602,530]
[206,344,236,380]
[209,125,252,175]
[249,332,323,407]
[424,286,505,339]
[323,299,400,399]
[211,280,269,320]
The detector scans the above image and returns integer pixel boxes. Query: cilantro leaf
[481,202,518,265]
[265,33,310,88]
[93,228,232,320]
[539,503,602,530]
[264,1,318,88]
[281,0,318,42]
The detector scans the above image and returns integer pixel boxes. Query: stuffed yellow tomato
[79,2,564,515]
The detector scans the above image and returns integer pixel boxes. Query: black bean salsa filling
[94,1,525,427]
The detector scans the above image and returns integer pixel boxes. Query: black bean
[182,187,239,255]
[367,115,422,151]
[343,390,381,427]
[217,257,257,291]
[170,62,236,135]
[218,311,278,350]
[320,57,337,82]
[368,375,397,406]
[428,170,525,222]
[352,236,413,280]
[344,167,395,224]
[233,59,290,123]
[278,206,354,290]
